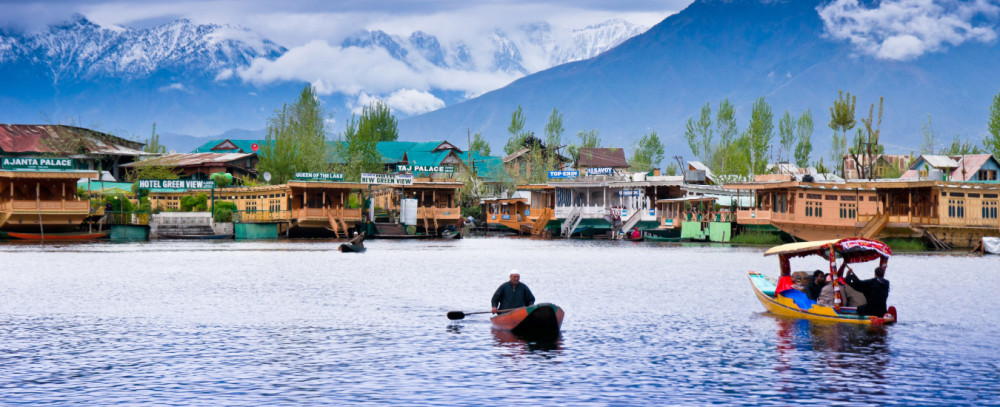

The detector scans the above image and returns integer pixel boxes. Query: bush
[214,201,237,222]
[883,238,927,252]
[212,173,233,188]
[730,231,783,245]
[101,194,135,212]
[461,205,481,219]
[180,193,209,212]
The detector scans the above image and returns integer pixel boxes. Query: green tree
[847,96,885,180]
[629,131,665,172]
[664,162,678,176]
[794,110,814,168]
[715,99,738,174]
[143,123,166,154]
[469,131,491,156]
[543,107,565,171]
[778,111,795,163]
[942,134,984,155]
[567,129,602,165]
[684,102,713,164]
[339,115,383,182]
[829,90,857,176]
[747,97,774,175]
[985,90,1000,157]
[920,114,938,154]
[357,100,398,142]
[503,105,529,155]
[258,84,329,184]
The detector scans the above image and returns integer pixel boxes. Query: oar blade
[446,311,466,320]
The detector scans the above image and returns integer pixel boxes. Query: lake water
[1,238,998,405]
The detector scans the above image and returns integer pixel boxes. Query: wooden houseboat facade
[0,169,97,232]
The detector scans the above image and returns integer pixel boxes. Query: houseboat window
[948,199,965,218]
[949,192,964,197]
[806,201,822,217]
[978,169,998,181]
[840,195,856,201]
[983,200,998,219]
[869,196,876,201]
[942,191,947,196]
[985,194,999,199]
[806,193,821,200]
[968,193,981,198]
[798,193,803,198]
[825,195,837,201]
[839,203,856,219]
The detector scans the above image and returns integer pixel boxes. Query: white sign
[587,167,614,175]
[137,179,216,189]
[361,173,413,185]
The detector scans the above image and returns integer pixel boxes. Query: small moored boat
[490,303,564,337]
[0,231,108,241]
[338,243,366,253]
[749,238,897,325]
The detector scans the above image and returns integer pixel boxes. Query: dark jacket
[846,273,890,316]
[806,279,826,301]
[491,282,535,311]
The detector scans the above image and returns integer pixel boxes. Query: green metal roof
[191,139,266,153]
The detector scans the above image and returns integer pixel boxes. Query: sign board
[586,167,614,176]
[1,157,76,171]
[548,170,579,179]
[251,143,260,152]
[361,173,413,185]
[137,179,216,189]
[295,172,344,181]
[618,189,643,197]
[396,164,455,173]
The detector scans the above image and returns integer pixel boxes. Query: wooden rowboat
[338,243,366,253]
[490,303,564,337]
[750,238,897,326]
[0,231,108,241]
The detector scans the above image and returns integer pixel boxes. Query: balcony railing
[10,200,90,213]
[233,210,292,223]
[736,209,772,225]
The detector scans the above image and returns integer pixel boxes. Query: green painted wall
[235,223,279,240]
[681,221,705,239]
[109,225,149,241]
[709,222,732,242]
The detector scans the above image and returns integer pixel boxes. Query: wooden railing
[418,207,460,220]
[11,200,90,212]
[736,209,772,225]
[234,210,292,223]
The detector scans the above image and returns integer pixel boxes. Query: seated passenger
[806,270,826,300]
[846,266,890,317]
[817,275,835,307]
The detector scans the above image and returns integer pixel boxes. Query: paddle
[447,309,513,320]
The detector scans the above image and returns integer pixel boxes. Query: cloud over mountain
[819,0,1000,61]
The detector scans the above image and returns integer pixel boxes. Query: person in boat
[349,232,365,248]
[491,271,535,314]
[630,227,641,240]
[845,266,890,317]
[806,270,826,300]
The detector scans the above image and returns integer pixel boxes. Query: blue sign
[548,170,579,179]
[586,167,614,175]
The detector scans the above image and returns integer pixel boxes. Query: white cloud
[366,89,446,115]
[214,68,234,81]
[158,82,187,92]
[818,0,1000,61]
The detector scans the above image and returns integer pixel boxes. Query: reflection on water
[1,239,999,404]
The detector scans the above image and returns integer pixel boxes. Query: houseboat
[553,177,682,238]
[370,177,463,236]
[483,184,556,236]
[725,175,1000,248]
[0,161,98,236]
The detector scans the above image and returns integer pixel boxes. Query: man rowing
[491,271,535,314]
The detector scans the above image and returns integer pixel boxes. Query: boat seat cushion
[778,288,817,310]
[749,273,777,297]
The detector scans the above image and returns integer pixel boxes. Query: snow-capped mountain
[339,19,648,76]
[0,15,648,143]
[0,15,284,82]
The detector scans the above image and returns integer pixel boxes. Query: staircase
[858,211,889,239]
[530,208,554,237]
[620,209,643,234]
[326,207,348,238]
[561,207,583,238]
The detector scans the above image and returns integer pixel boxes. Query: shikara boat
[645,235,686,242]
[441,230,462,239]
[338,243,366,253]
[490,303,564,337]
[0,231,108,241]
[749,238,897,325]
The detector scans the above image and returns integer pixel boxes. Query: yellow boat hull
[748,272,895,326]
